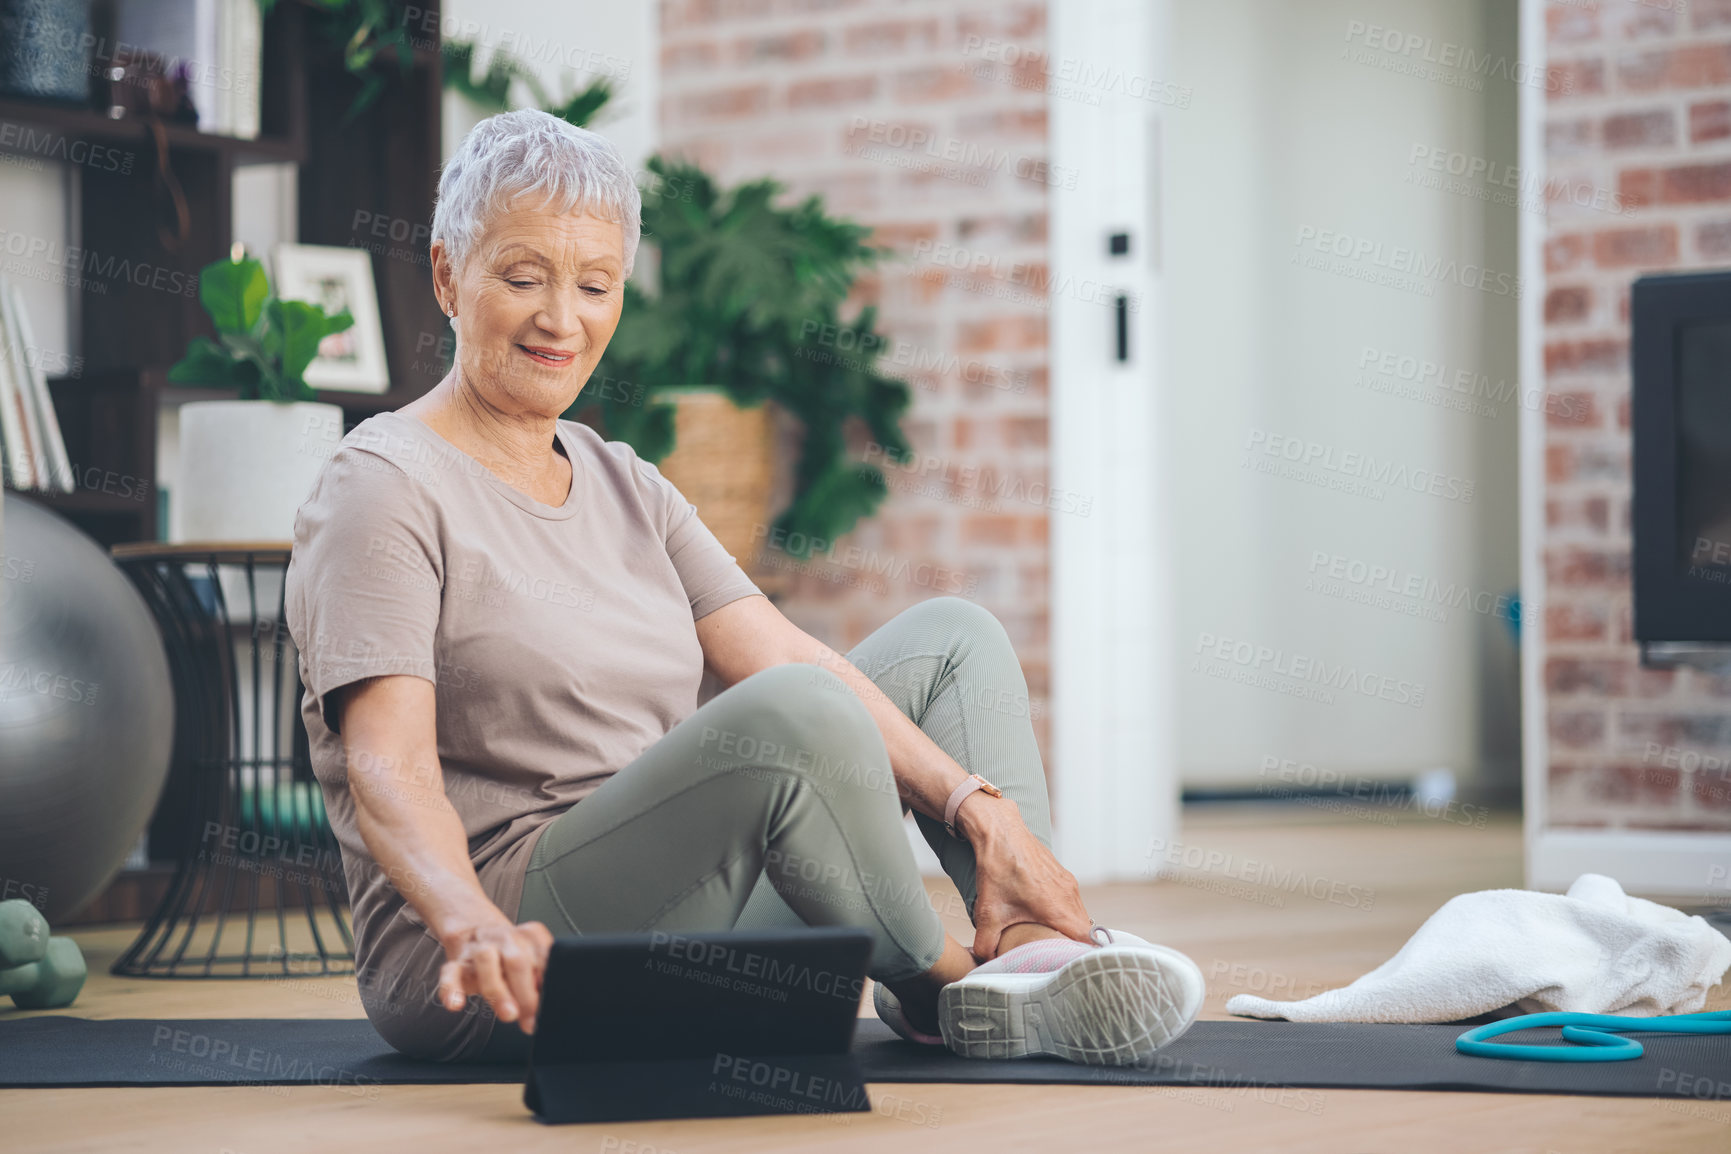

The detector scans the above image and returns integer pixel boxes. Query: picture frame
[270,242,390,393]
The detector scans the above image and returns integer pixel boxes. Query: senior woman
[285,108,1203,1067]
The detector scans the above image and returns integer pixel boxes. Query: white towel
[1225,873,1731,1023]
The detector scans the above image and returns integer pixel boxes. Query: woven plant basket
[654,387,791,597]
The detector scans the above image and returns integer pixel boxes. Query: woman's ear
[430,239,455,316]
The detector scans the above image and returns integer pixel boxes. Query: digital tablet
[524,926,876,1123]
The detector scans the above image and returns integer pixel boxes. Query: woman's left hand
[963,807,1094,961]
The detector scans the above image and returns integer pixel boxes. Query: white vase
[171,400,345,543]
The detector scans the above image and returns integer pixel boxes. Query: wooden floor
[6,804,1729,1153]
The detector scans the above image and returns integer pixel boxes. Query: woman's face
[432,204,626,420]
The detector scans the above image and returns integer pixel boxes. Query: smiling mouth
[519,345,575,366]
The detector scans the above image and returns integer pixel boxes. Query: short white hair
[431,108,642,278]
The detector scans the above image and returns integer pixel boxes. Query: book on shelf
[6,279,74,492]
[228,0,263,141]
[0,274,32,490]
[0,307,29,490]
[3,283,45,491]
[0,276,74,494]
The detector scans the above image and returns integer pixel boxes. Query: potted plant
[578,156,912,561]
[166,253,354,542]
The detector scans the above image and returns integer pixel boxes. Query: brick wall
[1543,0,1731,829]
[660,2,1055,752]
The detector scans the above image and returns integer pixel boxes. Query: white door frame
[1048,0,1179,882]
[1517,0,1731,899]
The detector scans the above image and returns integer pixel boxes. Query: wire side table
[109,543,354,978]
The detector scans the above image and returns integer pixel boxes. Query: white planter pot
[171,400,344,543]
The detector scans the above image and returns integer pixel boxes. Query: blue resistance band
[1455,1009,1731,1062]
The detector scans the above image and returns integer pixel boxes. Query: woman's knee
[726,662,881,745]
[901,595,1012,650]
[703,663,892,795]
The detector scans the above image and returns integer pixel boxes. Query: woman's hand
[963,806,1094,962]
[436,917,555,1033]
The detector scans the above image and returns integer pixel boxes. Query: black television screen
[1678,319,1731,581]
[1633,271,1731,651]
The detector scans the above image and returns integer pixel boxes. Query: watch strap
[943,773,1002,837]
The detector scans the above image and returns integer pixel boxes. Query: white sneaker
[938,928,1205,1065]
[1087,925,1158,949]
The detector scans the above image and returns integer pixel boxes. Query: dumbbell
[0,898,86,1009]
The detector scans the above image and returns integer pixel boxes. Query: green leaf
[167,337,244,386]
[198,256,268,335]
[342,73,387,122]
[772,458,888,557]
[249,317,280,367]
[274,299,352,388]
[213,329,274,393]
[442,39,538,112]
[548,77,614,128]
[168,337,266,399]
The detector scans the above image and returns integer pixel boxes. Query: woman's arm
[334,674,553,1032]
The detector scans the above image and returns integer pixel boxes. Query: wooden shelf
[314,386,424,415]
[16,369,165,546]
[7,487,145,514]
[112,541,290,561]
[0,96,304,167]
[160,382,416,416]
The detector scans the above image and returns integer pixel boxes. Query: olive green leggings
[476,595,1053,1061]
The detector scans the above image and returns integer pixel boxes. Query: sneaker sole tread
[939,945,1202,1065]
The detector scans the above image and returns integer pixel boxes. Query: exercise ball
[0,493,173,923]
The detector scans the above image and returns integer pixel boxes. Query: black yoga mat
[1,1014,1726,1098]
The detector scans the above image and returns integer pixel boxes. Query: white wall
[1165,0,1521,791]
[232,163,297,262]
[440,0,657,170]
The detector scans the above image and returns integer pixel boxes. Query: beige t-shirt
[284,409,763,1060]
